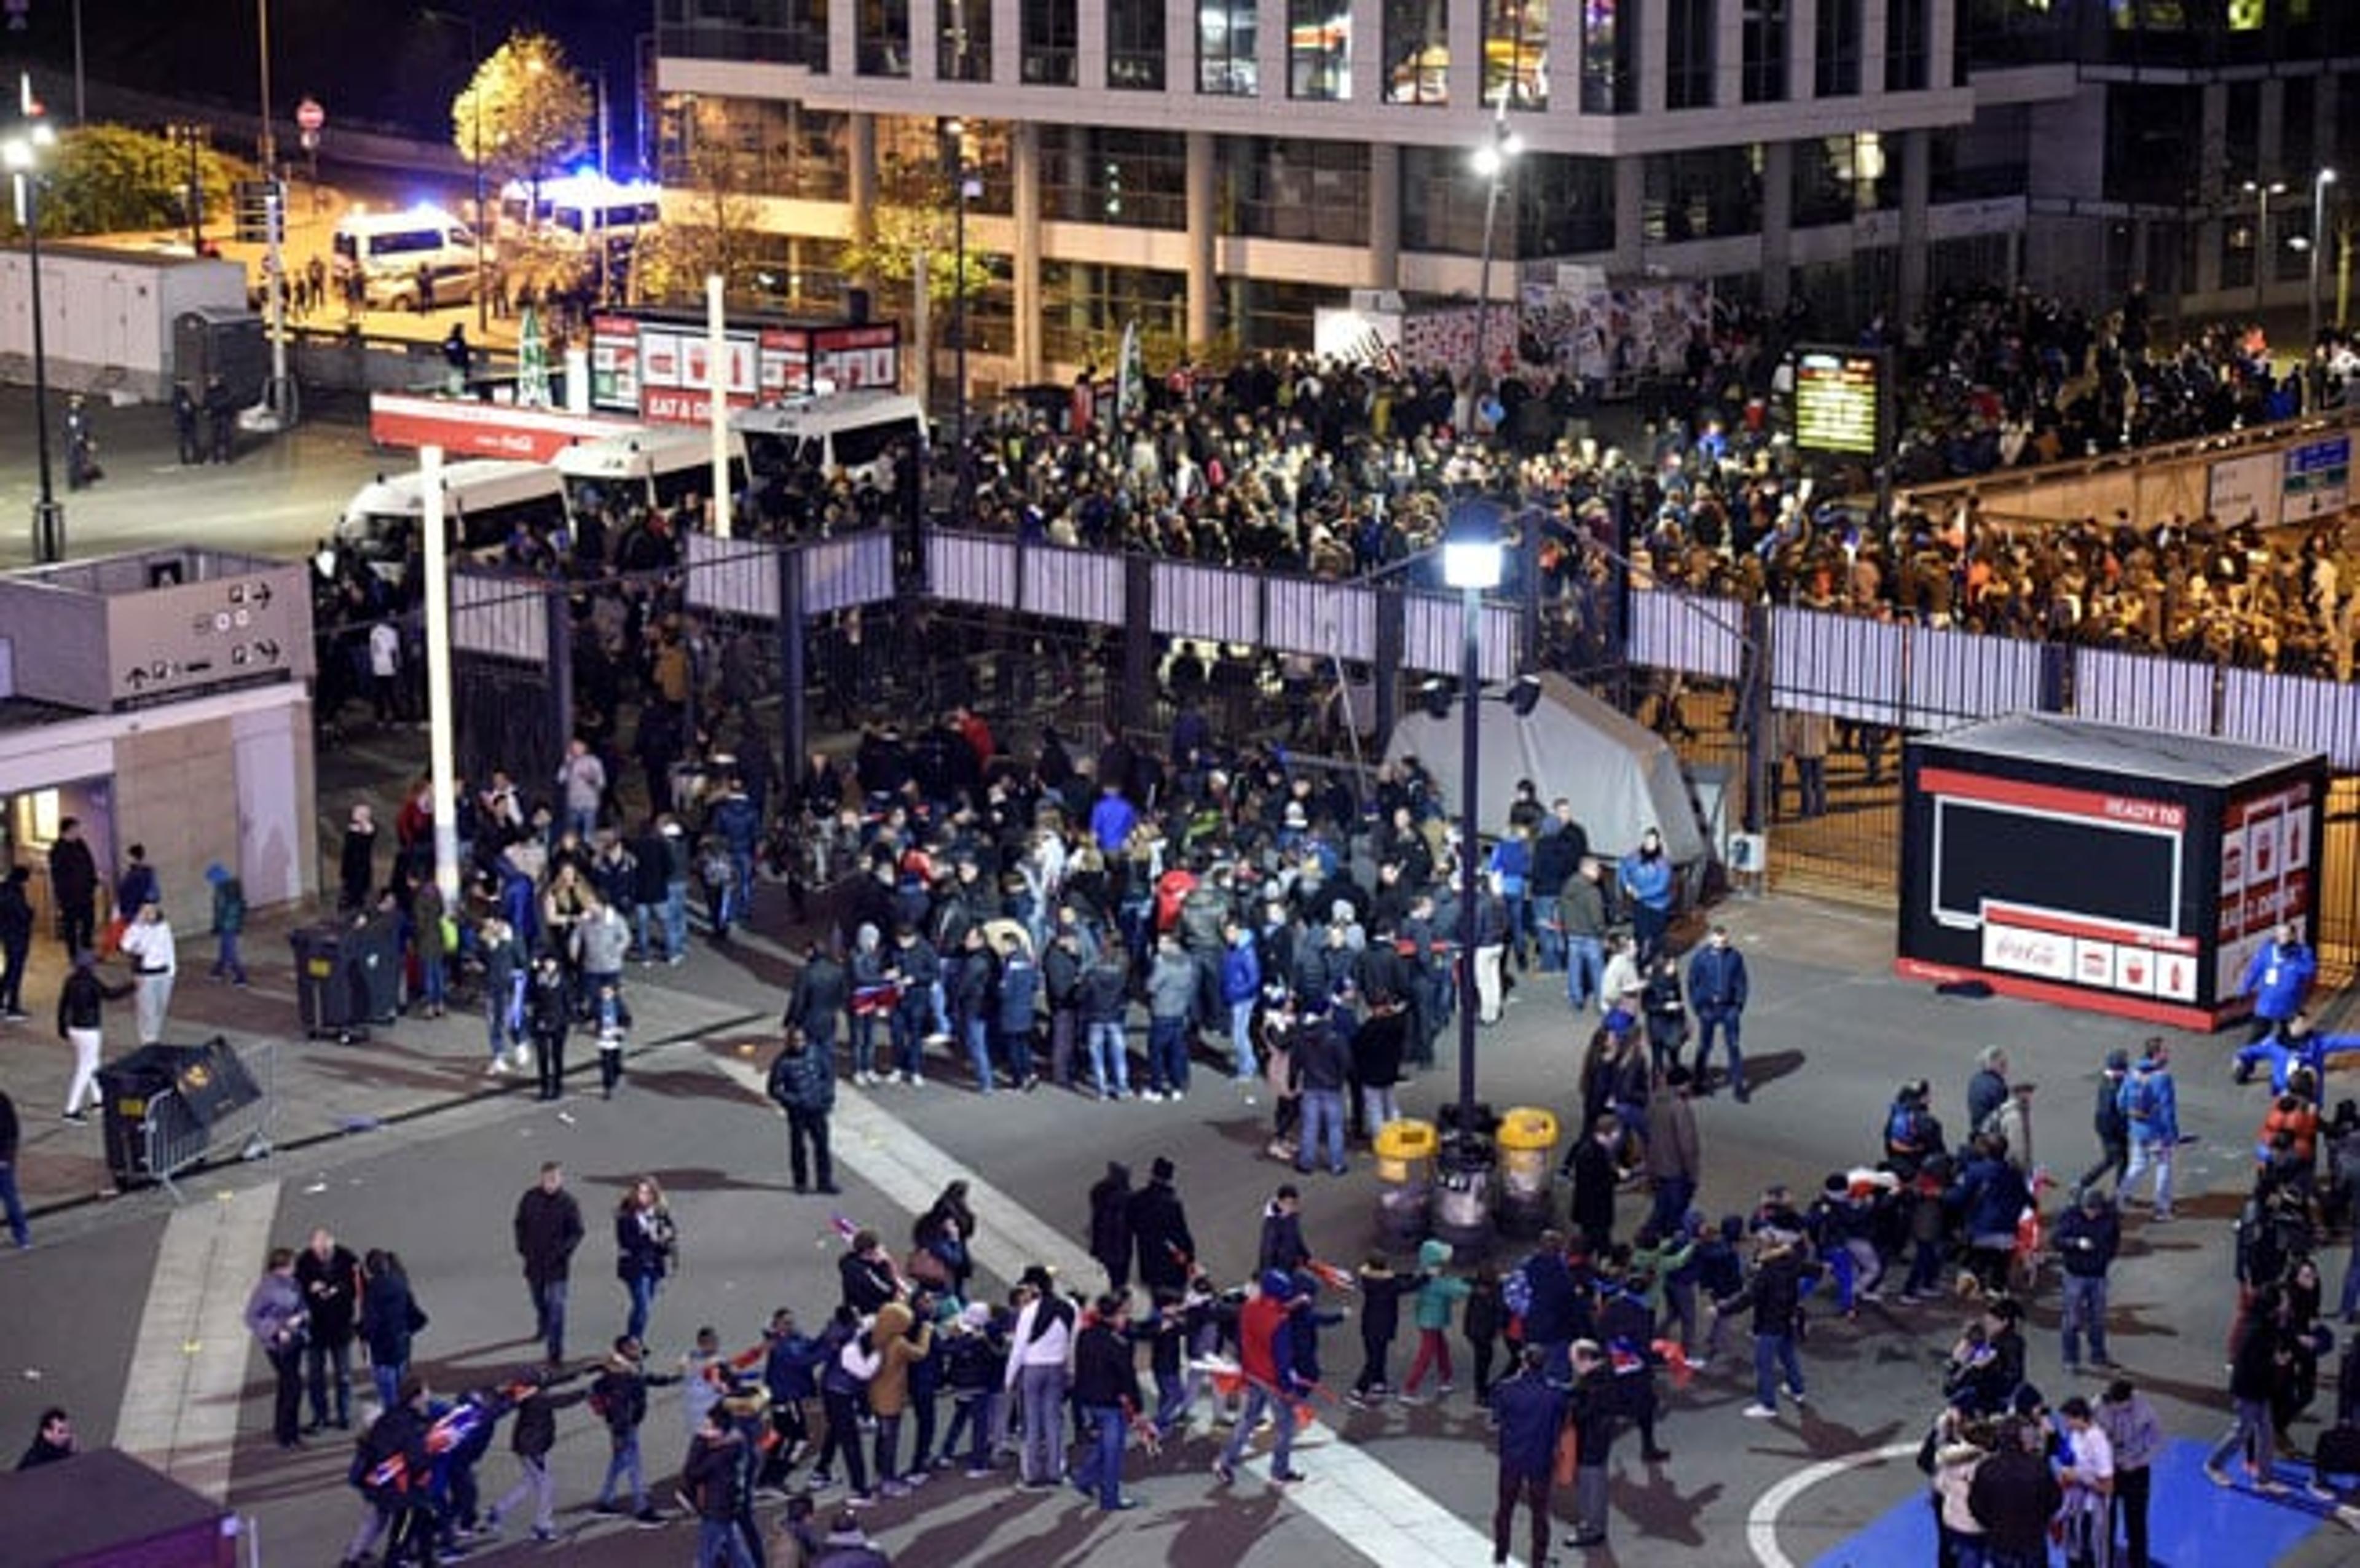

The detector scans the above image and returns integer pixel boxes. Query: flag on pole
[1116,319,1144,420]
[516,305,549,409]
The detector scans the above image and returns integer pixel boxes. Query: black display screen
[1932,799,2181,933]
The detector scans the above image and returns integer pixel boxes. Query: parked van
[332,205,481,310]
[550,425,750,518]
[497,173,662,256]
[336,459,568,578]
[733,390,929,490]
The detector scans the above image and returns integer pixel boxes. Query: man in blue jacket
[2118,1040,2179,1221]
[2235,1013,2360,1102]
[1688,925,1752,1102]
[1489,1346,1568,1568]
[2240,923,2318,1043]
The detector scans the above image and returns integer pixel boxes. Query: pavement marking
[113,1180,284,1503]
[707,1054,1495,1568]
[1745,1439,1919,1568]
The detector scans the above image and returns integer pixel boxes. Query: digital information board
[1790,348,1884,457]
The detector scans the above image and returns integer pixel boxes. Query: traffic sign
[295,97,324,131]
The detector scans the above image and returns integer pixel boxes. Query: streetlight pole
[1440,500,1503,1251]
[1468,93,1522,417]
[946,119,975,528]
[2247,178,2287,315]
[7,99,61,563]
[2310,169,2337,363]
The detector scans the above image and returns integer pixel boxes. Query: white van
[498,173,661,255]
[332,206,481,310]
[336,459,568,578]
[733,390,929,490]
[551,425,750,517]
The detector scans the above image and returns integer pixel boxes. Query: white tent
[1384,672,1711,866]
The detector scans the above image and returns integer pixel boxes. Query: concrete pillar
[1186,130,1217,345]
[849,113,878,253]
[1613,155,1646,276]
[1760,141,1794,312]
[1897,127,1930,324]
[1369,141,1401,290]
[1863,0,1890,93]
[2195,82,2228,295]
[1012,119,1042,382]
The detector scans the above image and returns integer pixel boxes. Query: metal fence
[143,1043,277,1204]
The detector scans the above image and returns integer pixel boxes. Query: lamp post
[6,105,61,563]
[946,119,977,528]
[2246,178,2287,315]
[425,9,489,332]
[1440,498,1504,1250]
[1468,107,1522,413]
[2310,168,2337,357]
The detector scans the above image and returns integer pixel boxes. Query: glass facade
[1815,0,1862,98]
[1199,1,1261,95]
[1224,138,1371,243]
[938,0,991,80]
[1483,0,1550,111]
[1400,143,1489,252]
[1742,0,1788,105]
[1109,0,1168,89]
[1581,0,1640,115]
[1021,0,1078,85]
[1885,0,1930,92]
[1645,146,1763,241]
[857,0,910,76]
[659,95,852,202]
[1516,152,1615,254]
[1043,261,1186,362]
[1289,1,1355,101]
[1042,127,1189,229]
[1667,0,1715,111]
[1222,276,1334,352]
[1384,0,1450,105]
[2104,85,2199,207]
[1792,133,1894,227]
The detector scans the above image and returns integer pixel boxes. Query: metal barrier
[141,1042,277,1204]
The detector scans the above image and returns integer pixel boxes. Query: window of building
[938,0,993,80]
[1401,143,1489,253]
[858,0,911,76]
[1815,0,1861,97]
[1042,261,1187,363]
[1482,1,1549,111]
[1021,0,1077,84]
[659,95,852,202]
[2283,75,2316,181]
[2104,85,2199,208]
[1929,113,2029,204]
[1580,0,1639,114]
[1666,0,1714,111]
[1219,277,1335,353]
[1289,1,1354,100]
[1514,152,1615,255]
[1199,1,1260,95]
[1792,133,1892,226]
[1885,0,1929,90]
[1742,0,1788,104]
[1042,127,1188,229]
[1225,138,1371,243]
[1643,146,1763,241]
[1384,0,1450,106]
[1108,0,1167,88]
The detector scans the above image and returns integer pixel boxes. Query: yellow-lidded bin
[1495,1106,1560,1235]
[1372,1118,1437,1249]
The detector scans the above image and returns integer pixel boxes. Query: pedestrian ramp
[1806,1440,2350,1567]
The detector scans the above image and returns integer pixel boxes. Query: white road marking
[112,1181,284,1503]
[1745,1439,1919,1568]
[708,1054,1495,1568]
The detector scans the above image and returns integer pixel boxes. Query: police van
[332,206,481,310]
[731,390,928,492]
[336,459,568,579]
[550,425,750,519]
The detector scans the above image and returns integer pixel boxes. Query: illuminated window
[937,0,992,80]
[1580,0,1638,114]
[1289,1,1354,101]
[858,0,911,76]
[1199,0,1260,95]
[1482,0,1549,111]
[1385,0,1450,105]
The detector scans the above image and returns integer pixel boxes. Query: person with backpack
[2118,1041,2179,1221]
[588,1335,674,1527]
[768,1024,840,1196]
[339,1376,434,1568]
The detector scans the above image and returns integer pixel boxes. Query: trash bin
[1495,1106,1560,1236]
[291,923,368,1043]
[352,913,403,1024]
[1372,1118,1437,1250]
[1431,1127,1498,1255]
[96,1044,199,1186]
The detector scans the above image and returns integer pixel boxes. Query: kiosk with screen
[1896,713,2326,1030]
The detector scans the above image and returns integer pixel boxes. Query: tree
[630,100,765,306]
[838,155,991,313]
[0,124,253,240]
[451,29,592,214]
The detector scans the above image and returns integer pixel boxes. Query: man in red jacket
[1213,1270,1307,1488]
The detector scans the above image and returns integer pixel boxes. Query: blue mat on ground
[1808,1438,2345,1567]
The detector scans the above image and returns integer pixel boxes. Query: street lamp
[1468,110,1522,414]
[1440,497,1505,1252]
[944,119,980,528]
[2310,169,2337,363]
[2246,178,2288,314]
[6,108,61,563]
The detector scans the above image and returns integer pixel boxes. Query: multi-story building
[651,1,2360,391]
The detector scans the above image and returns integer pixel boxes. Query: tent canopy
[1383,672,1710,865]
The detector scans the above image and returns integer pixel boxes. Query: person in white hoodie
[1003,1264,1075,1488]
[117,900,176,1046]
